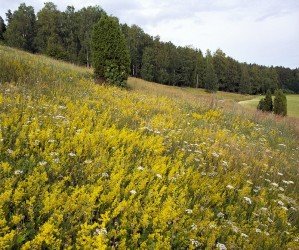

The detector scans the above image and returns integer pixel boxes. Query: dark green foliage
[213,49,227,90]
[4,4,36,52]
[122,24,153,77]
[273,89,287,116]
[204,50,218,93]
[258,90,273,112]
[92,14,130,86]
[141,47,155,82]
[2,2,299,93]
[0,16,6,40]
[77,6,102,66]
[35,2,64,58]
[239,64,251,94]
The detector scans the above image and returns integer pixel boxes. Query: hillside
[0,45,299,249]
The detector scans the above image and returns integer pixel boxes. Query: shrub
[257,90,273,112]
[273,89,287,116]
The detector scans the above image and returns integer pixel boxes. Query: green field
[0,45,299,249]
[239,95,299,118]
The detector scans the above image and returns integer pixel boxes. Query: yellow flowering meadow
[0,45,299,249]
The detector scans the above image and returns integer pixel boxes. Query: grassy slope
[239,95,299,118]
[1,45,299,249]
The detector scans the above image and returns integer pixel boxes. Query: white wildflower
[256,228,262,233]
[267,217,273,223]
[38,161,47,166]
[53,158,60,164]
[209,223,216,229]
[68,152,76,157]
[226,185,234,190]
[241,233,248,238]
[191,223,197,230]
[212,152,219,158]
[185,209,193,214]
[279,187,285,192]
[94,228,107,235]
[264,231,270,236]
[102,172,109,178]
[168,177,177,182]
[130,190,137,195]
[84,159,92,164]
[201,172,207,176]
[217,212,225,218]
[54,115,65,119]
[48,139,56,143]
[7,149,14,154]
[277,200,284,206]
[281,206,288,211]
[247,180,253,185]
[244,196,252,205]
[278,172,283,176]
[14,170,23,175]
[156,174,162,179]
[216,242,227,250]
[50,152,59,156]
[222,161,228,167]
[271,182,279,187]
[190,239,200,247]
[137,166,144,171]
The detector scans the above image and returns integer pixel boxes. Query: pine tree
[257,90,273,112]
[204,50,218,93]
[92,14,130,87]
[273,89,287,116]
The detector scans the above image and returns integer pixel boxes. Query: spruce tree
[273,89,287,116]
[92,14,130,87]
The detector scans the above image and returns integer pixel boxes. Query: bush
[257,90,273,112]
[273,89,287,116]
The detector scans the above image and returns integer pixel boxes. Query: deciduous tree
[4,4,36,52]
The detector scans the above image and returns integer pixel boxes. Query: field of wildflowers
[0,45,299,249]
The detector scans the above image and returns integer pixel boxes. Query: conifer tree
[92,14,130,87]
[257,90,273,112]
[273,89,287,116]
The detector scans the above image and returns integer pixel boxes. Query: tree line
[0,2,298,94]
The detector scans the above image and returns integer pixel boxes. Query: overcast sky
[1,0,298,69]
